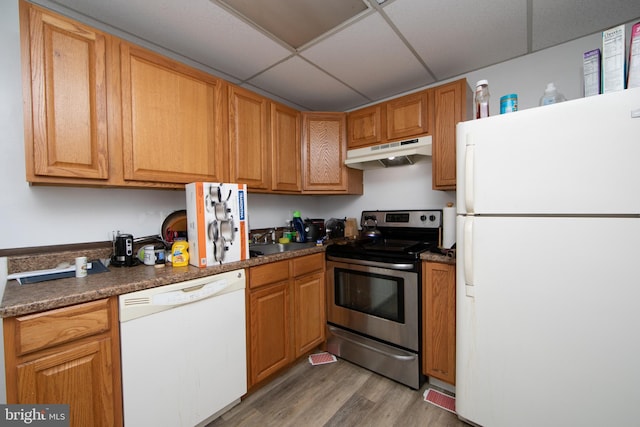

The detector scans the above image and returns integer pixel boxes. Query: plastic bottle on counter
[539,82,566,106]
[474,80,490,119]
[292,211,306,243]
[171,240,189,267]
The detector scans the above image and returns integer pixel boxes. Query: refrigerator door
[456,215,640,427]
[456,87,640,215]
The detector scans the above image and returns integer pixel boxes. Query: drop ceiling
[32,0,640,111]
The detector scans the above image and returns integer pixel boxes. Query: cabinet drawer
[249,260,289,289]
[292,253,324,277]
[12,299,111,356]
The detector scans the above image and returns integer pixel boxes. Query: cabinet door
[120,43,226,184]
[22,3,109,180]
[228,85,270,190]
[422,262,456,384]
[4,297,122,427]
[386,90,431,141]
[347,104,384,149]
[301,112,362,194]
[433,79,470,190]
[293,272,326,357]
[249,281,292,385]
[15,338,117,427]
[271,102,301,192]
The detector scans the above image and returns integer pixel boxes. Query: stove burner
[326,209,442,262]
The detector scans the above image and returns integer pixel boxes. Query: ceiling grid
[38,0,640,110]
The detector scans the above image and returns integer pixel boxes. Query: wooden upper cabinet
[432,79,472,190]
[301,112,362,194]
[385,90,431,141]
[347,104,385,149]
[21,2,109,181]
[228,85,270,191]
[271,102,301,192]
[120,43,227,184]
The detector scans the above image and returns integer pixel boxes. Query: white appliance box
[186,182,249,267]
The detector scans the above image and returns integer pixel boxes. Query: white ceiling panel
[247,56,370,111]
[301,12,434,101]
[532,0,640,51]
[47,0,291,80]
[385,0,527,79]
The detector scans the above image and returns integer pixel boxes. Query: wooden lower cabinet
[422,261,456,385]
[3,297,123,427]
[249,279,292,385]
[247,253,325,388]
[292,267,326,357]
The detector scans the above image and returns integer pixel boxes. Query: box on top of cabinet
[186,182,249,267]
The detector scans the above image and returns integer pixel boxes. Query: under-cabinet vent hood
[345,136,432,170]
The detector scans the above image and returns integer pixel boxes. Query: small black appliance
[111,233,137,267]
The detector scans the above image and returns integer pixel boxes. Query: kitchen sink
[249,242,317,257]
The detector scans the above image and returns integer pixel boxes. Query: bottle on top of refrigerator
[539,82,566,106]
[474,80,490,119]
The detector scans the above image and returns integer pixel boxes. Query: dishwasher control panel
[119,269,245,322]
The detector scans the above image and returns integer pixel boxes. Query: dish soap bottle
[539,83,566,106]
[171,240,189,267]
[292,211,306,243]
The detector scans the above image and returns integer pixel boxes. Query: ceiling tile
[385,0,528,79]
[48,0,291,80]
[301,12,434,101]
[218,0,370,49]
[532,0,640,51]
[248,56,369,111]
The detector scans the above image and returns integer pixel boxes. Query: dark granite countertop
[421,251,456,265]
[1,245,325,318]
[1,242,454,318]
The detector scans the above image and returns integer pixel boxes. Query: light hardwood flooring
[208,356,470,427]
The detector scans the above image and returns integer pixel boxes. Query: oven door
[326,258,419,351]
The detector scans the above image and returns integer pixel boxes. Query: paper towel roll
[442,205,456,249]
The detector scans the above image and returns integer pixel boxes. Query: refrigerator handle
[463,217,475,297]
[464,141,475,214]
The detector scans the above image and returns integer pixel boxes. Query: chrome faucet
[252,229,275,244]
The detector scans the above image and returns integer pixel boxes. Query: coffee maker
[111,233,137,267]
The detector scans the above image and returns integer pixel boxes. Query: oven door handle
[329,326,416,361]
[326,256,415,270]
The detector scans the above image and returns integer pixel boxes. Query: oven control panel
[360,210,442,229]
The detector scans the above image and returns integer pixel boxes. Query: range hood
[345,136,432,170]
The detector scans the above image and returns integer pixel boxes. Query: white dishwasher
[119,269,247,427]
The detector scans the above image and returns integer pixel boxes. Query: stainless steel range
[325,209,442,389]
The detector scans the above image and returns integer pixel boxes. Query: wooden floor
[208,356,470,427]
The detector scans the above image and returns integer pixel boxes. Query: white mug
[143,245,155,265]
[75,256,87,278]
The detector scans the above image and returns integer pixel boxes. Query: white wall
[0,1,636,249]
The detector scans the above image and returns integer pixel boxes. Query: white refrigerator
[455,87,640,427]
